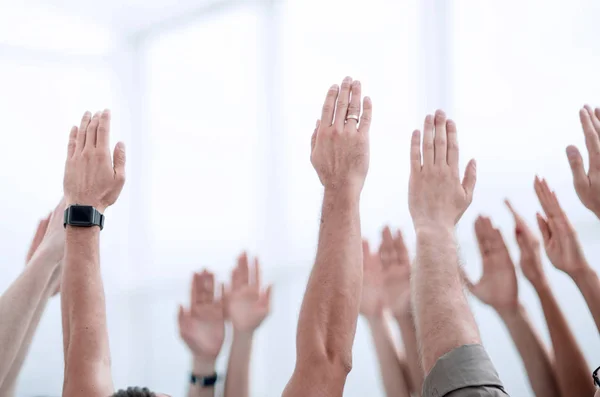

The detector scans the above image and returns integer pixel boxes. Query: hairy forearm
[224,331,253,397]
[394,311,423,396]
[0,250,59,387]
[571,266,600,335]
[287,188,362,394]
[62,227,112,396]
[413,227,480,374]
[368,316,411,397]
[0,266,60,397]
[534,280,594,397]
[498,304,559,397]
[187,356,217,397]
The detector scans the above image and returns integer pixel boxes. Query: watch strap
[190,372,218,387]
[63,206,105,230]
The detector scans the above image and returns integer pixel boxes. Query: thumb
[113,142,126,183]
[177,304,185,326]
[566,145,589,194]
[311,120,320,152]
[462,159,477,201]
[536,213,551,246]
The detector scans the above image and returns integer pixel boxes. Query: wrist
[192,355,216,376]
[497,303,525,323]
[323,186,361,207]
[415,225,455,241]
[232,328,255,343]
[569,262,595,283]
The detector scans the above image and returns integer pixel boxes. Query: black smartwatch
[190,372,218,387]
[63,205,104,230]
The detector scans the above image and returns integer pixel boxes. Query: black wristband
[190,372,218,387]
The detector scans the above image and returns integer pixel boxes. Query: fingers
[535,177,561,218]
[67,126,78,158]
[97,109,111,150]
[536,213,551,246]
[196,271,215,304]
[504,199,519,220]
[26,216,51,263]
[113,142,126,185]
[461,159,477,201]
[566,145,590,194]
[380,226,395,269]
[260,285,273,309]
[392,229,409,262]
[446,119,459,169]
[434,110,447,164]
[362,239,371,269]
[84,112,101,151]
[253,257,262,289]
[579,107,600,173]
[474,216,487,256]
[75,111,91,153]
[422,114,435,166]
[410,130,422,172]
[321,84,339,126]
[346,81,361,128]
[311,120,320,152]
[585,105,600,137]
[358,96,373,135]
[334,76,353,129]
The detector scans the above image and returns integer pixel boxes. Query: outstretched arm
[224,254,271,397]
[179,270,225,397]
[409,111,480,373]
[61,110,126,397]
[532,178,595,396]
[467,213,559,397]
[0,206,64,391]
[360,240,410,397]
[283,77,372,397]
[380,227,423,395]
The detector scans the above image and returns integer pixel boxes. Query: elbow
[297,347,353,379]
[325,346,353,375]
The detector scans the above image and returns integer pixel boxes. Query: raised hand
[534,177,589,277]
[311,77,372,196]
[467,216,518,314]
[226,253,271,333]
[25,216,50,263]
[63,110,126,213]
[409,110,476,230]
[178,270,225,360]
[505,200,546,286]
[380,227,411,318]
[565,106,600,219]
[359,240,385,320]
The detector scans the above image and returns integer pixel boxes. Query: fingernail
[330,84,339,91]
[566,146,578,159]
[425,115,433,123]
[344,76,352,82]
[353,80,361,88]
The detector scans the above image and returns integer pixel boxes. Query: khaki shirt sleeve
[423,344,509,397]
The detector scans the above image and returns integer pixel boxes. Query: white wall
[1,1,600,396]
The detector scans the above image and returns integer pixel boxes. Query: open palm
[468,216,518,312]
[178,270,225,359]
[360,240,385,318]
[227,253,271,333]
[380,227,411,317]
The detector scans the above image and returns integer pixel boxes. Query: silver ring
[346,114,359,123]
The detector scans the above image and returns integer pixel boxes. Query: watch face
[70,205,95,224]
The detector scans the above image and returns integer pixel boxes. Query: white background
[0,0,599,396]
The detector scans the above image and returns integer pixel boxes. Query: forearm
[367,316,411,397]
[291,189,362,388]
[498,304,559,397]
[571,266,600,335]
[394,311,423,396]
[224,331,253,397]
[62,227,113,396]
[187,356,217,397]
[413,227,480,374]
[534,280,595,396]
[0,266,60,397]
[0,251,58,387]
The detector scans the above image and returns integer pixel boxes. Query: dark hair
[111,387,156,397]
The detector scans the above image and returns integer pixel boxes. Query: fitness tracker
[190,372,218,387]
[63,205,104,230]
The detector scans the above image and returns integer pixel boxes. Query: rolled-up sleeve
[423,344,509,397]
